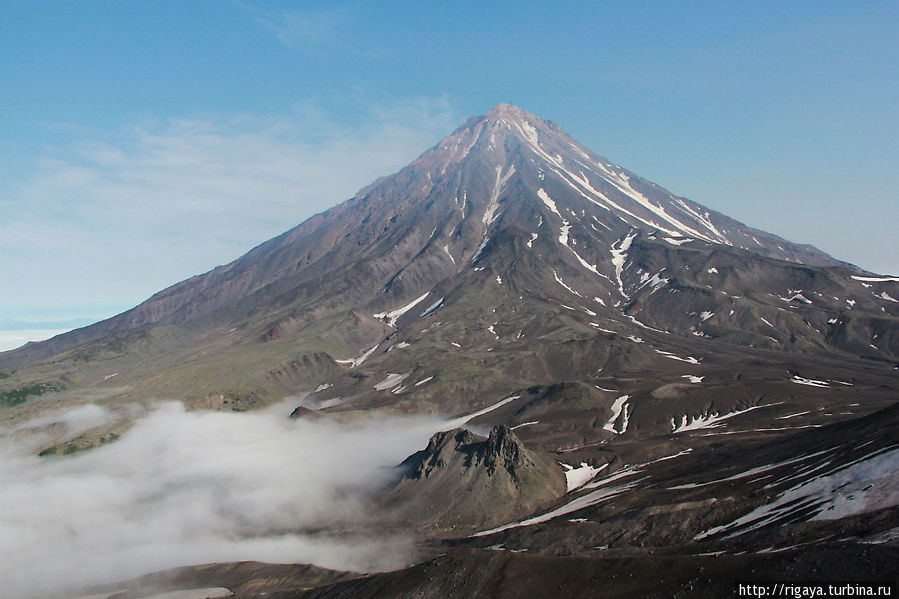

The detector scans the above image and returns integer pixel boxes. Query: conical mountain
[2,104,896,429]
[6,104,899,596]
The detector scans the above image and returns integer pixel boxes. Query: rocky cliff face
[381,425,565,532]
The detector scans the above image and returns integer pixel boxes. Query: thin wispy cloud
[231,1,350,50]
[0,98,459,319]
[261,6,347,47]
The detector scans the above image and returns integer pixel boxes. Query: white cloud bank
[0,400,448,598]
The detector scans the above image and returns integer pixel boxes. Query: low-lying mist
[0,399,449,598]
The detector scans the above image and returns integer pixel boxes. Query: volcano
[2,104,897,596]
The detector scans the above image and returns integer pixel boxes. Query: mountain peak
[481,103,553,137]
[484,102,538,124]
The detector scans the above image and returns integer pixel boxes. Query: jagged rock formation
[381,425,565,532]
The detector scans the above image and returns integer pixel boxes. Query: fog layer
[0,400,446,598]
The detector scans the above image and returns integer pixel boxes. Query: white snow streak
[482,164,515,227]
[373,293,430,327]
[655,350,701,364]
[671,404,772,433]
[537,188,562,218]
[610,231,636,297]
[552,270,582,297]
[851,275,899,283]
[443,244,456,265]
[603,395,631,434]
[790,375,829,388]
[446,394,521,428]
[335,343,380,368]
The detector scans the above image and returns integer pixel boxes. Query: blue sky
[1,1,896,347]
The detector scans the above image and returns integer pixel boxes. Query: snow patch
[776,411,810,420]
[373,372,410,391]
[482,164,515,226]
[520,121,539,145]
[537,188,562,219]
[790,375,829,388]
[443,244,455,265]
[662,237,692,246]
[374,293,430,327]
[851,275,899,283]
[552,270,582,297]
[447,394,521,428]
[335,343,380,368]
[603,395,631,434]
[562,462,608,492]
[655,350,701,364]
[672,404,772,433]
[610,231,637,297]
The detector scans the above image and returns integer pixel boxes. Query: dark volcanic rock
[288,406,321,420]
[382,425,565,532]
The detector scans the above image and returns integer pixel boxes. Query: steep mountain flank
[2,105,895,414]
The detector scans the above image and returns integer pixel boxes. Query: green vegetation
[39,433,121,457]
[0,382,62,408]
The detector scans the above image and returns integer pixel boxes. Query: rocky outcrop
[380,425,565,532]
